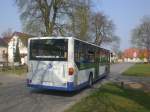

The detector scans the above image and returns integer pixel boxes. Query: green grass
[0,66,27,75]
[122,64,150,77]
[65,83,150,112]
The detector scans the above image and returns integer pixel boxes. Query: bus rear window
[30,39,68,61]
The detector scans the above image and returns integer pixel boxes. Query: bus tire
[88,73,93,87]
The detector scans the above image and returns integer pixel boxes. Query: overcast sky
[0,0,150,50]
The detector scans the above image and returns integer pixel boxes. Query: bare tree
[91,12,115,46]
[111,35,120,54]
[131,16,150,61]
[15,0,70,36]
[15,0,118,45]
[1,28,13,37]
[69,0,91,40]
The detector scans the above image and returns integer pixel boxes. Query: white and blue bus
[27,37,110,91]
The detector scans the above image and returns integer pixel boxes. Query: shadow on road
[29,86,89,97]
[28,75,109,97]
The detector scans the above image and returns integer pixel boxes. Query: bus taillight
[69,67,74,75]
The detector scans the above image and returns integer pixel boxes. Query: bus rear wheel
[88,74,93,87]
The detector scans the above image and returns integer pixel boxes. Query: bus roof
[29,37,110,52]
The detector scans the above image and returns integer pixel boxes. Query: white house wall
[124,58,148,63]
[8,36,17,64]
[8,35,28,65]
[20,47,27,54]
[0,47,7,62]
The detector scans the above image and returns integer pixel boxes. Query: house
[123,48,150,62]
[110,52,118,63]
[8,32,32,65]
[0,38,8,65]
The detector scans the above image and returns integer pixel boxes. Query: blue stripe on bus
[27,74,107,91]
[27,83,69,91]
[27,81,89,91]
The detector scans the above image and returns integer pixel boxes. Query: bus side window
[74,40,80,67]
[87,48,95,63]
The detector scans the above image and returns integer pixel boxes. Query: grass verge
[0,66,27,75]
[65,83,150,112]
[122,64,150,77]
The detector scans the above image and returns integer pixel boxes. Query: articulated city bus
[27,37,110,91]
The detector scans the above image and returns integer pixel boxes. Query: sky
[0,0,150,50]
[93,0,150,50]
[0,0,21,35]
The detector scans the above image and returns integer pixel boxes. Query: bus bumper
[27,81,76,92]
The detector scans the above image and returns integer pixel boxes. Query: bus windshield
[30,39,68,61]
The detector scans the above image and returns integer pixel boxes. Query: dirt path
[108,63,150,92]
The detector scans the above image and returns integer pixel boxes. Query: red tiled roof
[123,48,150,58]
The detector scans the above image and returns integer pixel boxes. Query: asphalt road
[0,63,133,112]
